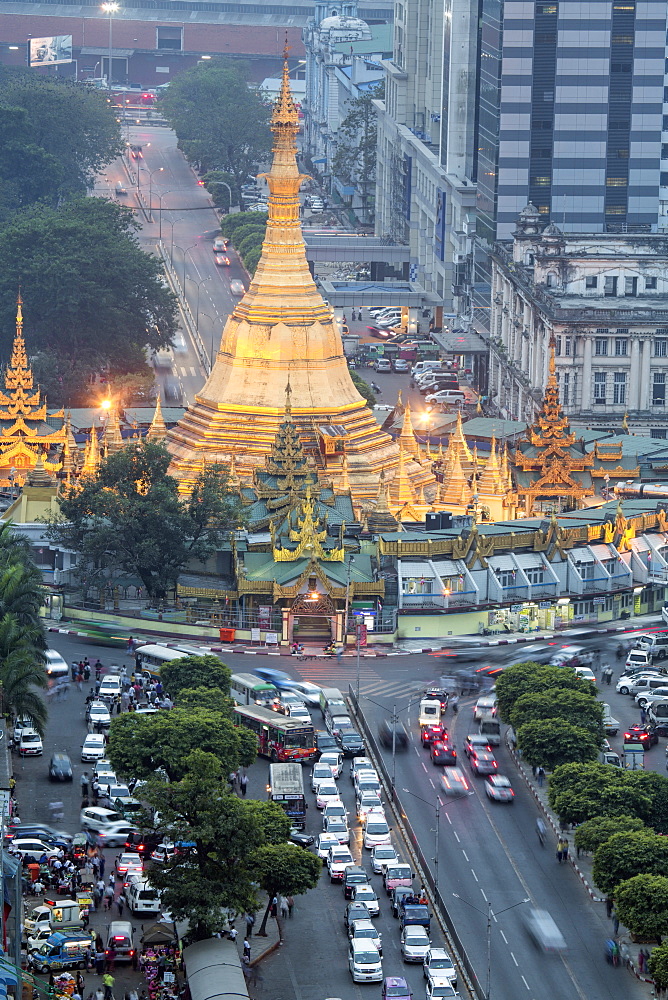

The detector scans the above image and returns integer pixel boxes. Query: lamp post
[403,788,441,892]
[363,692,422,799]
[100,2,119,90]
[166,218,184,261]
[147,166,164,220]
[198,312,216,367]
[172,244,198,294]
[344,555,355,647]
[452,894,529,1000]
[187,275,212,331]
[156,190,173,241]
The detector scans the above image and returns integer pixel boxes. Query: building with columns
[488,205,668,435]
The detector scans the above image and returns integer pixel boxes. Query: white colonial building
[488,205,668,436]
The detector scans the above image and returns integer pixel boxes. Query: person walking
[80,772,89,796]
[536,766,545,787]
[102,972,114,1000]
[95,947,105,975]
[245,913,254,937]
[243,939,251,963]
[116,896,124,916]
[612,910,620,935]
[279,896,289,919]
[450,695,459,715]
[238,773,248,797]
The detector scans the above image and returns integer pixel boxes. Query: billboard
[29,35,73,67]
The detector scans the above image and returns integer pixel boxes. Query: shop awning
[184,939,248,1000]
[568,548,596,563]
[432,560,465,577]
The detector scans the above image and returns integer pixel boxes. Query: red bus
[233,705,316,762]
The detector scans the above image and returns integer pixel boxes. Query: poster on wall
[29,35,73,67]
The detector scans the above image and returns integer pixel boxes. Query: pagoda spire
[146,396,167,443]
[367,468,399,532]
[525,337,576,450]
[398,400,420,459]
[82,423,100,475]
[390,446,415,505]
[478,436,503,494]
[440,449,471,507]
[104,403,123,454]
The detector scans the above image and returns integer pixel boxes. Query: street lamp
[186,275,212,330]
[198,312,216,367]
[166,217,184,260]
[403,788,441,892]
[452,894,529,1000]
[156,190,173,241]
[343,555,355,646]
[100,2,119,90]
[147,166,164,218]
[172,244,198,293]
[364,692,422,798]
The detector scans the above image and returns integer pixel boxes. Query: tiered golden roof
[166,59,434,500]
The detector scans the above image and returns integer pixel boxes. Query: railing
[581,575,614,594]
[158,241,212,376]
[400,590,477,609]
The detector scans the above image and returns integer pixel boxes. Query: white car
[401,925,431,963]
[319,752,343,778]
[354,767,379,793]
[348,918,382,955]
[363,816,392,850]
[357,792,383,820]
[424,949,457,989]
[81,734,106,761]
[371,845,398,874]
[80,806,125,832]
[327,714,352,736]
[311,763,334,791]
[11,839,59,859]
[351,883,380,916]
[287,704,311,722]
[316,832,341,862]
[425,982,458,1000]
[323,817,350,844]
[350,757,375,781]
[94,822,138,848]
[87,701,111,729]
[484,775,515,803]
[285,681,322,706]
[19,730,43,756]
[573,665,596,683]
[322,801,348,823]
[355,777,382,802]
[327,845,354,881]
[316,782,341,809]
[98,675,123,699]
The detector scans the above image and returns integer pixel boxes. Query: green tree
[49,441,245,600]
[107,708,256,782]
[220,212,267,238]
[331,85,383,223]
[0,76,122,213]
[160,655,231,700]
[159,61,272,201]
[350,370,376,407]
[0,199,176,397]
[516,718,599,770]
[592,831,668,896]
[252,843,321,935]
[614,875,668,942]
[548,763,652,826]
[574,815,645,855]
[142,751,289,939]
[495,661,595,723]
[649,943,668,990]
[511,690,604,739]
[174,687,233,715]
[635,770,668,835]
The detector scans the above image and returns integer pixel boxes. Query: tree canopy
[159,61,272,200]
[253,843,321,935]
[614,874,668,942]
[592,831,668,896]
[330,86,383,224]
[495,661,596,723]
[511,689,604,739]
[515,718,599,770]
[160,654,231,700]
[548,763,653,827]
[50,441,245,600]
[649,943,668,989]
[107,707,257,783]
[573,815,646,855]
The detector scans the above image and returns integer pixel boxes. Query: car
[573,665,596,683]
[421,725,447,747]
[98,675,123,700]
[319,751,343,778]
[289,828,315,849]
[391,885,414,917]
[6,824,71,848]
[151,843,177,864]
[115,852,142,876]
[440,768,471,798]
[354,767,380,793]
[348,940,383,983]
[424,689,448,713]
[351,884,380,916]
[363,816,391,850]
[316,733,339,755]
[344,901,371,929]
[287,704,311,722]
[357,791,383,820]
[344,865,369,899]
[423,949,457,988]
[214,252,230,266]
[374,358,392,373]
[11,839,59,859]
[323,817,350,844]
[367,326,391,340]
[469,750,498,775]
[86,701,111,730]
[327,845,354,881]
[311,763,335,791]
[356,778,382,804]
[316,783,341,809]
[349,917,382,955]
[81,734,107,761]
[337,728,366,756]
[44,650,69,679]
[382,976,413,1000]
[638,688,668,709]
[92,823,138,848]
[285,681,322,706]
[323,800,348,823]
[462,734,492,758]
[48,752,73,781]
[251,666,293,687]
[393,358,410,373]
[401,925,431,963]
[80,806,124,832]
[129,145,143,159]
[430,741,457,765]
[122,864,144,888]
[350,757,375,779]
[328,714,352,735]
[524,908,567,953]
[371,845,399,874]
[485,774,515,802]
[624,724,659,748]
[616,670,666,695]
[378,719,409,749]
[230,279,245,296]
[213,237,228,252]
[19,729,43,756]
[425,981,458,1000]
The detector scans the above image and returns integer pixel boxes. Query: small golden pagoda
[166,54,434,501]
[0,295,65,486]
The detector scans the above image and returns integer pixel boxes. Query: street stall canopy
[141,922,176,945]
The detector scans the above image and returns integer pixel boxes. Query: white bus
[134,643,204,678]
[230,673,277,707]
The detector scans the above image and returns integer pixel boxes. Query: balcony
[581,576,613,594]
[400,590,477,610]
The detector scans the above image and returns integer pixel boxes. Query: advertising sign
[29,35,73,67]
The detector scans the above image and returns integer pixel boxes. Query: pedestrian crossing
[292,660,427,704]
[177,365,197,377]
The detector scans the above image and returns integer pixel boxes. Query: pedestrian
[104,885,114,910]
[287,895,294,917]
[561,838,569,862]
[102,972,114,1000]
[157,955,166,981]
[105,947,116,973]
[641,707,647,725]
[643,948,651,973]
[451,695,459,715]
[228,927,238,943]
[612,910,620,935]
[536,766,545,787]
[336,644,343,663]
[245,913,255,937]
[108,872,115,887]
[606,897,613,919]
[116,896,124,916]
[92,780,100,806]
[270,896,278,919]
[279,896,289,919]
[243,939,251,963]
[77,972,85,996]
[99,854,105,878]
[229,771,238,793]
[638,949,645,973]
[606,666,613,685]
[239,773,248,797]
[95,989,104,1000]
[80,772,89,795]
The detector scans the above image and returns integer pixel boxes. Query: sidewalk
[507,738,656,991]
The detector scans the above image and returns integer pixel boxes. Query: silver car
[401,925,431,963]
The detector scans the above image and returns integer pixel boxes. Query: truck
[29,932,93,973]
[399,903,431,932]
[418,699,442,728]
[24,899,84,937]
[478,713,501,746]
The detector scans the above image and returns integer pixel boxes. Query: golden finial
[147,395,167,443]
[285,380,292,415]
[622,411,629,433]
[272,39,300,130]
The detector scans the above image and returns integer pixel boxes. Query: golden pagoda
[166,55,434,501]
[0,295,65,486]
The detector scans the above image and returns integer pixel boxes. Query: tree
[592,831,668,896]
[495,661,595,723]
[511,690,604,740]
[516,718,599,770]
[350,370,376,407]
[160,655,231,700]
[106,707,256,782]
[0,199,176,397]
[49,441,245,600]
[0,75,122,213]
[548,762,652,826]
[159,61,272,201]
[649,943,668,990]
[141,751,290,939]
[574,815,645,855]
[331,85,383,223]
[614,875,668,942]
[252,843,321,935]
[635,770,668,836]
[220,212,267,239]
[175,687,234,715]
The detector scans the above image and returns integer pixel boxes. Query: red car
[421,724,447,747]
[624,724,658,749]
[430,741,457,766]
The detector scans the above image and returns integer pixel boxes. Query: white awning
[487,555,516,571]
[568,548,596,563]
[513,553,547,569]
[184,939,248,1000]
[398,561,434,577]
[432,560,464,576]
[589,543,617,561]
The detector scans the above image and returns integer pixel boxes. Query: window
[604,276,618,296]
[595,338,609,356]
[606,206,625,215]
[655,340,668,357]
[646,277,657,290]
[524,566,545,585]
[596,328,609,334]
[562,372,570,405]
[585,276,598,289]
[613,372,627,405]
[555,336,561,356]
[156,25,183,50]
[651,429,668,438]
[653,373,666,405]
[606,177,628,186]
[533,176,551,186]
[495,569,518,589]
[546,272,557,287]
[594,372,607,404]
[625,276,637,296]
[615,338,628,356]
[564,337,572,357]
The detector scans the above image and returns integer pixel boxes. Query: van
[427,390,466,405]
[348,939,383,983]
[98,675,123,700]
[474,694,498,721]
[418,699,442,727]
[411,360,445,377]
[29,932,93,974]
[126,880,160,915]
[601,703,619,736]
[626,649,651,670]
[524,909,567,953]
[478,714,501,746]
[636,634,668,660]
[319,687,344,718]
[105,920,135,962]
[649,699,668,733]
[598,750,621,767]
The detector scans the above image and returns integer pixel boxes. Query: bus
[233,705,316,763]
[268,762,307,828]
[230,673,277,707]
[134,643,204,678]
